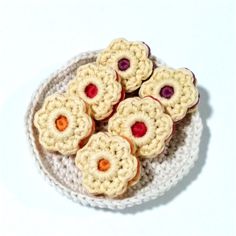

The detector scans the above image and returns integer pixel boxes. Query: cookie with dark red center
[139,67,199,122]
[75,132,139,198]
[67,63,124,121]
[108,97,173,159]
[97,38,153,93]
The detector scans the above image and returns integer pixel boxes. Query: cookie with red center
[33,93,94,155]
[139,67,199,122]
[96,38,153,93]
[67,63,124,121]
[75,132,139,198]
[108,97,173,159]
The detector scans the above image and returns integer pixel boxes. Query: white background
[0,0,235,235]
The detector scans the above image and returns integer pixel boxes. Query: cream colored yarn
[34,93,93,155]
[139,67,199,122]
[25,50,203,209]
[67,63,122,120]
[75,132,139,198]
[97,38,153,93]
[108,97,173,159]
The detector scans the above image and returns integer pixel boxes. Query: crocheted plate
[25,51,203,210]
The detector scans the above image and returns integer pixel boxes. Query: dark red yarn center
[85,83,98,98]
[131,122,147,137]
[160,86,174,99]
[118,58,130,71]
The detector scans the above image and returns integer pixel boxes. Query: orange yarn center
[55,115,68,131]
[98,159,110,171]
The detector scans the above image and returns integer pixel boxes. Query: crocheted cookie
[108,97,173,159]
[67,63,124,120]
[96,38,153,93]
[34,93,94,155]
[139,67,199,122]
[75,132,139,198]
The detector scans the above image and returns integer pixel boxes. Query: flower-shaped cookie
[97,38,153,93]
[108,97,173,159]
[67,63,124,120]
[34,93,94,155]
[139,67,199,122]
[75,132,139,198]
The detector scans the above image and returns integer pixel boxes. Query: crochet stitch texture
[26,50,202,209]
[97,38,153,93]
[67,63,123,120]
[139,67,199,122]
[34,93,93,155]
[75,132,139,198]
[108,97,173,158]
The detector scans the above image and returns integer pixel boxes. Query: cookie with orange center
[67,63,124,121]
[34,93,94,155]
[108,97,173,159]
[139,67,199,122]
[75,132,140,198]
[96,38,153,93]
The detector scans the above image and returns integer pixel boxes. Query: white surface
[0,0,235,235]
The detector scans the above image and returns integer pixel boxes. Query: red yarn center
[131,122,147,137]
[84,83,98,98]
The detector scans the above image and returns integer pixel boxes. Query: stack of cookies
[34,38,199,198]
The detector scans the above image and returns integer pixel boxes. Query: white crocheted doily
[25,51,203,210]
